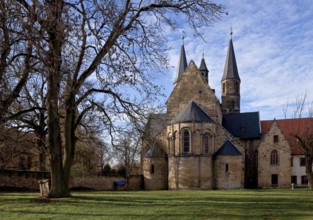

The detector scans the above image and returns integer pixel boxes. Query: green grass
[0,189,313,219]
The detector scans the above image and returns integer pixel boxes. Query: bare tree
[0,0,35,123]
[113,126,141,183]
[12,0,224,197]
[284,94,313,189]
[6,73,48,171]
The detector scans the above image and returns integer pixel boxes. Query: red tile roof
[261,118,313,155]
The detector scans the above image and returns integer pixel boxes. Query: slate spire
[221,30,240,82]
[173,34,188,84]
[221,30,241,114]
[199,53,209,83]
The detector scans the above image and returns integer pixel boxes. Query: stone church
[142,33,310,190]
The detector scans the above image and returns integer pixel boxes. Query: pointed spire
[199,53,209,83]
[221,30,240,82]
[174,32,188,84]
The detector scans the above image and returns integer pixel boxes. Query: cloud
[160,0,313,120]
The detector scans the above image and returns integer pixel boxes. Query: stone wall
[166,61,222,124]
[214,155,244,189]
[143,157,168,190]
[168,156,213,189]
[258,121,291,188]
[0,174,143,191]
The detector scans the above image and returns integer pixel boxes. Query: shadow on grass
[1,189,313,219]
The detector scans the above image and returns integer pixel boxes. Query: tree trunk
[306,154,313,190]
[63,95,76,187]
[46,0,69,197]
[47,71,69,197]
[37,131,46,171]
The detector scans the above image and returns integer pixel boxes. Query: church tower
[221,30,241,114]
[199,54,209,84]
[173,35,187,86]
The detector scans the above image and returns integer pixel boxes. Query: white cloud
[159,0,313,120]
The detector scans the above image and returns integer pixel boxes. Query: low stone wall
[69,176,143,191]
[0,172,143,191]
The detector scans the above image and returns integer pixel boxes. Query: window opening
[273,135,279,143]
[183,129,190,153]
[300,157,306,167]
[225,163,229,173]
[271,150,278,165]
[150,164,155,174]
[203,134,209,155]
[271,174,278,186]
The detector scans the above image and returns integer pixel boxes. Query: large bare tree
[11,0,224,197]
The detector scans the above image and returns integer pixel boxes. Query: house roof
[222,112,261,139]
[221,38,240,82]
[261,118,313,155]
[214,140,241,156]
[171,101,214,124]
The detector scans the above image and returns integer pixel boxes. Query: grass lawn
[0,189,313,219]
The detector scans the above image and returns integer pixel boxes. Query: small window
[271,174,278,186]
[225,163,229,173]
[301,175,308,185]
[291,176,297,184]
[203,134,209,155]
[300,158,306,167]
[273,135,279,143]
[222,83,226,93]
[183,129,190,153]
[150,164,155,174]
[271,150,278,165]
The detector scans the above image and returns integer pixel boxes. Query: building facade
[142,34,310,190]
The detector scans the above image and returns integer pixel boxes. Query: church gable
[258,121,291,188]
[166,60,222,123]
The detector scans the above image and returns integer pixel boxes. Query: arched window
[182,129,190,153]
[203,134,209,155]
[271,150,278,165]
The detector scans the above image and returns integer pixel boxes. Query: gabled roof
[214,140,241,156]
[221,38,240,82]
[222,112,261,139]
[261,118,313,155]
[171,101,214,124]
[174,44,187,84]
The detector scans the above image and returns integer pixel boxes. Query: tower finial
[182,31,185,45]
[202,53,204,58]
[230,27,233,39]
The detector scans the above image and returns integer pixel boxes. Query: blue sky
[157,0,313,120]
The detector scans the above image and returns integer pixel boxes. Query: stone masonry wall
[168,157,213,189]
[166,61,222,124]
[258,121,291,188]
[0,175,143,191]
[214,155,244,189]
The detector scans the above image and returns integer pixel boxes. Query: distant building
[142,33,311,190]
